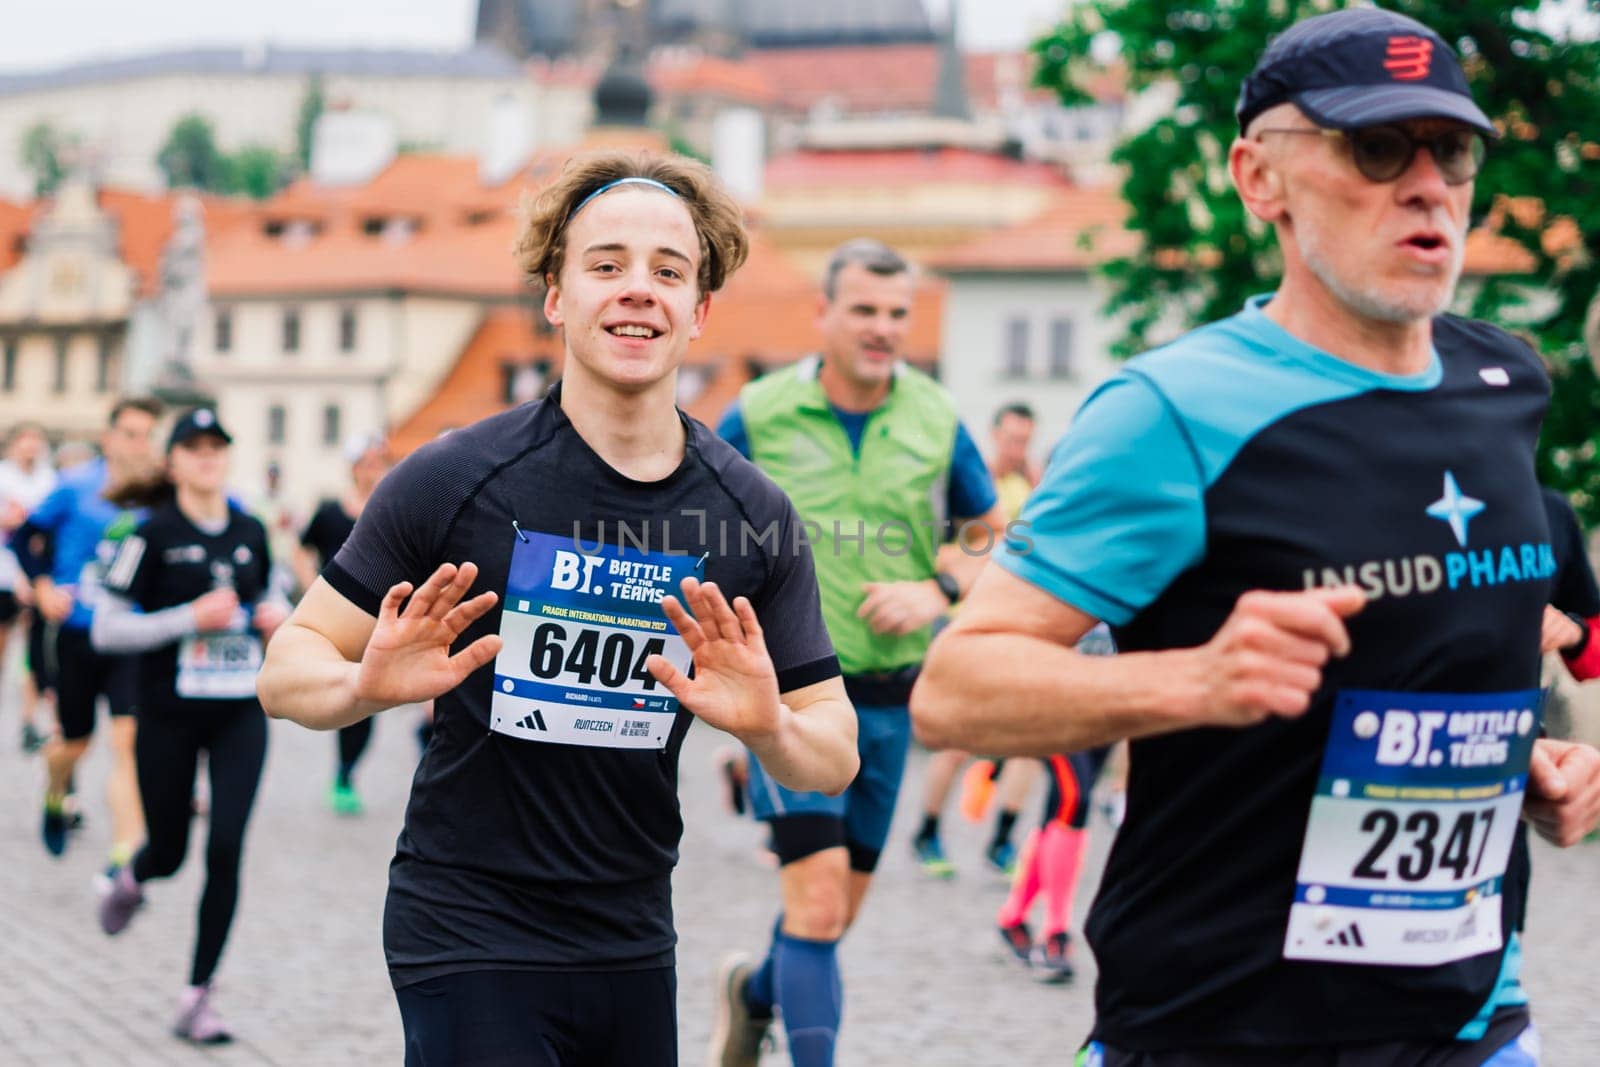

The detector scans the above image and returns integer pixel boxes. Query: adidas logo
[1325,922,1365,948]
[515,708,548,732]
[1454,910,1478,942]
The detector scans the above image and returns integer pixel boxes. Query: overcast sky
[0,0,1071,74]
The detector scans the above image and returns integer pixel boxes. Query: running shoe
[41,797,67,856]
[329,781,364,816]
[715,745,749,816]
[985,839,1018,877]
[709,952,772,1067]
[998,920,1034,965]
[172,983,232,1045]
[959,758,998,822]
[913,834,955,878]
[1037,931,1075,984]
[98,865,145,935]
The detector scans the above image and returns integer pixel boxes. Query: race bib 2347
[1283,689,1540,967]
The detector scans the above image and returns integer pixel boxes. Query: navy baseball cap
[167,407,233,450]
[1237,8,1495,137]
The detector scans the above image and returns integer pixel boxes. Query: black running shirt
[103,502,273,712]
[324,386,839,987]
[999,298,1551,1050]
[301,499,357,567]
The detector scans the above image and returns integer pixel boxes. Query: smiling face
[1243,107,1474,325]
[816,262,913,393]
[543,187,709,396]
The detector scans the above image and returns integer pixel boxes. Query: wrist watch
[933,571,961,603]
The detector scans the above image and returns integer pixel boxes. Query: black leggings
[133,703,267,986]
[396,968,677,1067]
[337,718,373,780]
[1042,746,1111,830]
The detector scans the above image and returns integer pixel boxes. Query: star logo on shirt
[1425,471,1485,548]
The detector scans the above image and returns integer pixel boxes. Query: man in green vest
[710,239,1004,1067]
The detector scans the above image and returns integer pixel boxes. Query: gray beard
[1298,225,1462,325]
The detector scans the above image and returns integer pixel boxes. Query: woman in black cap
[89,407,288,1045]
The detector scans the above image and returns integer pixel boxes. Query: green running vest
[739,357,959,676]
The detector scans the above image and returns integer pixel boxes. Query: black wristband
[933,571,961,603]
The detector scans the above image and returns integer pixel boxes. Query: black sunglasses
[1254,125,1487,185]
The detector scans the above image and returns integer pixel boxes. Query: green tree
[1034,1,1600,522]
[157,114,228,192]
[21,121,69,196]
[224,144,288,199]
[296,75,325,172]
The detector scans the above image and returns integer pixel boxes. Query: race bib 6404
[489,531,694,749]
[1283,689,1540,967]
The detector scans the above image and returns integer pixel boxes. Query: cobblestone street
[2,685,1599,1064]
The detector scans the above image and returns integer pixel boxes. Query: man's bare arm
[911,565,1363,756]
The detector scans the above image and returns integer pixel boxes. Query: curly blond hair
[515,151,750,295]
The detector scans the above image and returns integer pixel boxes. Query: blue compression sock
[773,931,842,1067]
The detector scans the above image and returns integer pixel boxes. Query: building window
[502,360,550,406]
[96,335,114,393]
[214,308,233,353]
[268,404,286,445]
[1048,317,1075,380]
[282,308,300,353]
[2,339,15,392]
[322,403,341,446]
[52,335,69,394]
[1003,317,1030,379]
[338,306,358,353]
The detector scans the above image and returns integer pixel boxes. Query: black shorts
[1043,746,1111,830]
[28,612,55,692]
[0,589,18,625]
[55,625,137,741]
[395,968,677,1067]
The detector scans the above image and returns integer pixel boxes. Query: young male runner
[257,151,858,1067]
[914,9,1600,1064]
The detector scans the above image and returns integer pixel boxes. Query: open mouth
[607,324,661,339]
[1401,234,1446,252]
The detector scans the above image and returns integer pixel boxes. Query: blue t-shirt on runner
[14,457,119,631]
[718,402,996,521]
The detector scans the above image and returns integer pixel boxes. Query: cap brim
[1295,86,1496,138]
[169,428,233,449]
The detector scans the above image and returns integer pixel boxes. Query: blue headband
[567,177,682,223]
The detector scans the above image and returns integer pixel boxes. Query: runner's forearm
[742,696,859,795]
[257,620,385,730]
[912,629,1208,755]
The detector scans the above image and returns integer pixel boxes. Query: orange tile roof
[97,188,177,297]
[652,55,776,107]
[744,45,1076,115]
[930,184,1136,271]
[0,197,29,274]
[208,209,528,297]
[765,147,1072,188]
